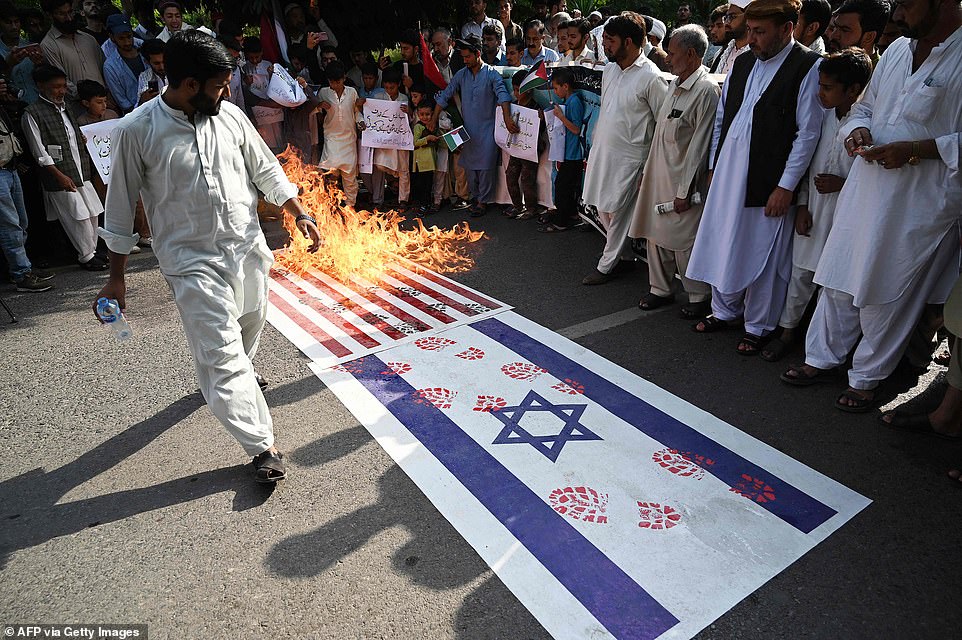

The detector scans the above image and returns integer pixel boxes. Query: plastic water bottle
[96,297,132,341]
[655,192,702,215]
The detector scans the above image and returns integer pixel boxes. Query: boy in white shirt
[317,62,363,206]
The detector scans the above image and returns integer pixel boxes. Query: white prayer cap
[649,17,667,42]
[730,0,755,9]
[588,10,602,20]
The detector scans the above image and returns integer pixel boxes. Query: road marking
[558,304,674,340]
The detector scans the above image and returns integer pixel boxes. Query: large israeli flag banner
[304,311,870,640]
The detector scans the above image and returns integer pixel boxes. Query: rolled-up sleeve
[97,124,142,254]
[936,132,961,172]
[20,113,54,167]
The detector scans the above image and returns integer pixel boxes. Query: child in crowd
[288,44,313,81]
[317,61,362,206]
[504,69,546,220]
[243,36,285,152]
[357,62,381,98]
[412,98,440,214]
[505,38,524,67]
[761,48,873,362]
[76,80,118,126]
[370,66,411,210]
[541,67,584,231]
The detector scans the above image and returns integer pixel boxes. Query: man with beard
[581,12,669,285]
[78,0,109,45]
[706,4,732,69]
[781,0,962,413]
[824,0,890,61]
[481,23,507,64]
[96,31,321,483]
[562,17,596,63]
[687,0,823,354]
[714,0,753,74]
[794,0,832,52]
[40,0,106,94]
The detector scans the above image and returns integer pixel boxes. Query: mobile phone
[147,80,158,92]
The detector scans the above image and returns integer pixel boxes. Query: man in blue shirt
[433,36,519,217]
[521,19,561,65]
[102,14,145,114]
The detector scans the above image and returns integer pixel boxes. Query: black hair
[410,82,426,94]
[242,35,263,54]
[32,63,66,84]
[819,47,872,90]
[217,35,241,52]
[551,66,575,87]
[140,38,166,58]
[0,1,17,20]
[360,61,379,76]
[382,66,402,84]
[710,3,730,21]
[505,37,524,51]
[511,67,527,86]
[603,11,647,46]
[40,0,70,14]
[77,79,107,101]
[217,18,243,41]
[399,28,420,48]
[799,0,832,37]
[523,19,546,34]
[834,0,891,42]
[325,60,346,81]
[287,43,309,63]
[165,30,235,88]
[320,44,337,55]
[567,18,590,37]
[418,97,436,110]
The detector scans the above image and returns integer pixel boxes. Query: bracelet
[295,214,317,225]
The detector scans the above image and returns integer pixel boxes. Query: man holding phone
[136,38,168,105]
[0,1,45,104]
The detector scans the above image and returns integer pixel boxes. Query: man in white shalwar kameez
[686,0,823,355]
[782,0,962,412]
[581,12,670,285]
[95,31,321,483]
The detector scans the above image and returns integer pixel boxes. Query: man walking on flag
[581,12,670,285]
[432,35,519,217]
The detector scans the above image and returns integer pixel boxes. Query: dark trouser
[505,156,539,209]
[412,171,434,206]
[554,160,583,224]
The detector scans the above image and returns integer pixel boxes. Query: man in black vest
[687,0,823,355]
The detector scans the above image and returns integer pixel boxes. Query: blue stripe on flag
[353,355,680,640]
[472,317,838,534]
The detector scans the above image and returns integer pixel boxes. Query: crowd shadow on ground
[0,374,324,570]
[268,424,551,640]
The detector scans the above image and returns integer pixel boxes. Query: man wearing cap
[103,14,146,114]
[157,2,193,43]
[581,12,669,285]
[687,0,822,354]
[432,35,518,217]
[645,16,671,71]
[713,0,753,74]
[587,11,604,29]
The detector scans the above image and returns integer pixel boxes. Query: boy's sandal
[252,450,287,484]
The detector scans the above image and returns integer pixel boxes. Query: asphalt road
[1,206,960,640]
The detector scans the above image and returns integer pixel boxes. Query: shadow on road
[0,392,275,569]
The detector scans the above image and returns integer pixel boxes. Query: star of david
[489,390,602,462]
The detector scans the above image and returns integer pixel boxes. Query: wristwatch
[908,141,921,166]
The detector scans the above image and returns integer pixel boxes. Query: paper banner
[544,104,566,163]
[361,98,414,151]
[494,103,540,163]
[80,120,117,184]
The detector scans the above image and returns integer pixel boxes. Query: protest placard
[361,98,414,151]
[544,104,566,162]
[80,120,117,184]
[494,104,540,163]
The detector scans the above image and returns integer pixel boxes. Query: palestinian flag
[519,60,549,94]
[442,126,471,152]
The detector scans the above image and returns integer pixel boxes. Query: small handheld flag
[442,126,471,152]
[519,60,549,94]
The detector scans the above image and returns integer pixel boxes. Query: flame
[273,148,485,281]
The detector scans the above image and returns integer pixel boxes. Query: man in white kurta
[581,12,670,284]
[318,66,363,206]
[96,32,320,482]
[686,15,823,347]
[630,25,719,314]
[787,5,962,409]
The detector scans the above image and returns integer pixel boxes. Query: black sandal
[759,337,791,362]
[252,450,287,483]
[835,389,876,414]
[736,333,770,356]
[780,364,836,386]
[692,315,733,333]
[678,300,711,319]
[639,292,674,311]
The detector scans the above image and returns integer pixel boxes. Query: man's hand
[859,141,913,170]
[296,76,308,88]
[138,88,158,104]
[399,103,409,114]
[844,126,873,157]
[54,171,77,192]
[764,186,793,217]
[307,32,323,49]
[93,278,127,321]
[296,218,322,252]
[320,101,332,111]
[673,197,691,213]
[378,55,391,70]
[504,115,520,135]
[814,173,845,194]
[9,46,28,64]
[795,205,812,236]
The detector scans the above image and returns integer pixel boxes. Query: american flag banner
[306,311,871,640]
[266,259,512,369]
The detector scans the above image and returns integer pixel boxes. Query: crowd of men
[1,0,961,476]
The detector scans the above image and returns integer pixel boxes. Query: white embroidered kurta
[99,98,297,288]
[318,86,361,173]
[793,110,853,272]
[582,53,670,213]
[630,66,720,250]
[814,28,962,307]
[687,42,824,293]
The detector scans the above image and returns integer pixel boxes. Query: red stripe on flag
[268,291,353,358]
[386,269,480,317]
[398,264,502,310]
[320,273,436,332]
[272,273,381,349]
[375,277,459,323]
[420,32,448,91]
[296,271,409,341]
